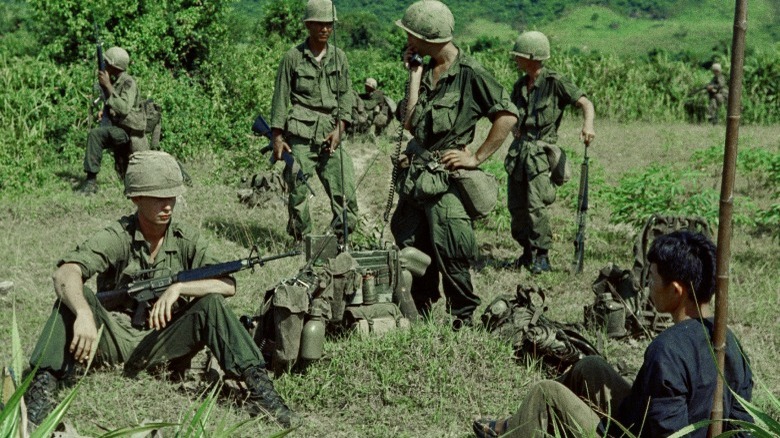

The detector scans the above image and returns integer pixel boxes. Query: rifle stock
[253,114,316,196]
[572,144,589,274]
[96,250,300,328]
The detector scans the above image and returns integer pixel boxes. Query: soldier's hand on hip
[441,149,479,170]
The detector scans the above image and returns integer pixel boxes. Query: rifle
[96,248,300,328]
[572,143,589,274]
[252,114,316,197]
[93,22,111,127]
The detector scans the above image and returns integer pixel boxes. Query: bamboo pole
[708,0,747,436]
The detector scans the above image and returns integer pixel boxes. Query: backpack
[584,214,713,338]
[143,99,162,149]
[481,283,601,374]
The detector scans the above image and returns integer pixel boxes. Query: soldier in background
[269,0,358,243]
[706,63,728,125]
[78,47,148,195]
[359,78,390,136]
[504,31,595,274]
[25,151,294,428]
[392,0,518,330]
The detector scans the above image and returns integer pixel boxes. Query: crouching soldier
[25,151,295,428]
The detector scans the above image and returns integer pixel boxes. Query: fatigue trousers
[390,187,478,319]
[708,94,725,124]
[29,288,265,379]
[506,140,557,252]
[84,126,148,177]
[285,135,358,240]
[505,356,632,437]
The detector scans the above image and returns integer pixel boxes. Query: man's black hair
[647,230,717,303]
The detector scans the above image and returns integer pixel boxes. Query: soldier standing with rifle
[392,0,518,330]
[706,63,728,125]
[504,31,595,274]
[77,46,148,195]
[25,151,294,428]
[269,0,358,244]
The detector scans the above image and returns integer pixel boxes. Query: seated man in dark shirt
[473,230,753,437]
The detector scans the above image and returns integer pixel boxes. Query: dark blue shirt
[606,318,753,437]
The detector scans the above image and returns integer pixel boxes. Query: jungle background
[0,0,778,436]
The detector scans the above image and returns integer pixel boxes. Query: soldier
[392,0,518,330]
[269,0,358,243]
[25,151,294,428]
[473,231,753,437]
[359,78,390,136]
[504,31,595,274]
[706,62,728,125]
[77,46,148,195]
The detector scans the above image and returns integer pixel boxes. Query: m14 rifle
[92,22,111,127]
[97,248,300,328]
[572,143,589,274]
[252,114,316,197]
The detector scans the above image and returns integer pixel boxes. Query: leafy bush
[27,0,234,70]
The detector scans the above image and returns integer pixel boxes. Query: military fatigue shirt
[409,49,517,152]
[708,72,728,97]
[59,215,221,297]
[512,67,584,144]
[359,89,386,113]
[270,41,354,142]
[107,72,146,132]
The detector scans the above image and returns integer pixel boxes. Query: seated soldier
[473,230,753,437]
[358,77,390,136]
[25,151,294,428]
[78,46,148,195]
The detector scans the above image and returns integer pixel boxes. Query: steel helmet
[304,0,337,22]
[395,0,454,44]
[711,63,722,72]
[124,151,185,198]
[103,47,130,71]
[365,78,377,89]
[510,31,550,61]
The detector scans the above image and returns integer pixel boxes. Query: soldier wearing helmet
[25,151,295,428]
[392,0,519,330]
[504,30,595,274]
[358,77,391,136]
[77,46,149,195]
[705,62,728,125]
[269,0,358,243]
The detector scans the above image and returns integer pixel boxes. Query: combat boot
[243,366,296,428]
[531,251,551,275]
[76,179,98,196]
[24,370,58,425]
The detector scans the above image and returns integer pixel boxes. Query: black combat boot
[531,249,552,274]
[24,370,58,425]
[243,366,295,428]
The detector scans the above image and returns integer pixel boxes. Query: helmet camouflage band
[304,0,337,22]
[103,47,130,71]
[365,78,377,89]
[124,151,185,198]
[395,0,454,43]
[510,31,550,61]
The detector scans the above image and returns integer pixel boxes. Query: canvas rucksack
[481,283,601,374]
[584,214,713,338]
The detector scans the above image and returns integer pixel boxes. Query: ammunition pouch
[344,302,410,336]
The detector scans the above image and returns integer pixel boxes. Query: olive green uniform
[85,72,149,177]
[270,41,358,240]
[391,50,517,320]
[359,89,389,134]
[29,215,265,379]
[707,72,728,124]
[505,68,584,253]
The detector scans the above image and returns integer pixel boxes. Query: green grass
[0,119,778,436]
